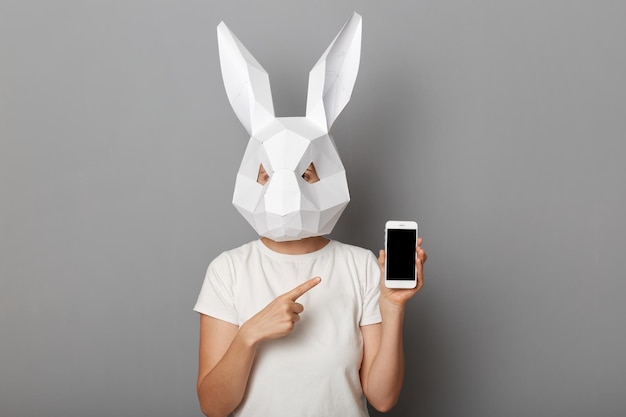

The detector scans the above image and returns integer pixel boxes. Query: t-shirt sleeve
[193,254,239,325]
[360,251,382,326]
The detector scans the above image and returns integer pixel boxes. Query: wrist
[379,297,407,316]
[237,322,261,349]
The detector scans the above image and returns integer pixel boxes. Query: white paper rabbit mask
[218,13,362,241]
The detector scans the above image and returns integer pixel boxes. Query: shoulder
[207,240,259,272]
[330,240,377,261]
[329,241,379,274]
[213,240,259,261]
[330,241,381,309]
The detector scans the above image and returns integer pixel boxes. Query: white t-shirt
[194,239,382,417]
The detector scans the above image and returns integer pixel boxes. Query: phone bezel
[384,220,418,289]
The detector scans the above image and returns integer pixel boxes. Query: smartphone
[385,220,418,289]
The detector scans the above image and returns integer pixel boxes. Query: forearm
[197,329,257,417]
[363,301,406,411]
[197,278,321,416]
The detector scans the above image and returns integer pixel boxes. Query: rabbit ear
[306,13,362,132]
[217,22,275,136]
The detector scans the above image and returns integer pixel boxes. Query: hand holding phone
[384,221,418,289]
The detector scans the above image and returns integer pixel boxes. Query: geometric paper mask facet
[218,13,362,241]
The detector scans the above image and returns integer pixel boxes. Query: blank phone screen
[386,229,416,280]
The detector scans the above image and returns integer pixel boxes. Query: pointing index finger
[284,277,322,301]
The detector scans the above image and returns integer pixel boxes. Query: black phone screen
[386,229,416,280]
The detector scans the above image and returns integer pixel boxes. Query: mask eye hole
[301,162,320,184]
[257,163,270,185]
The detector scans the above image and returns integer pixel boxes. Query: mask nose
[264,169,301,216]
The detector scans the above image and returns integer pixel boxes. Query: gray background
[1,1,625,416]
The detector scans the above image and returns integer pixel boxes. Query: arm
[196,277,321,417]
[197,315,256,417]
[360,239,427,412]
